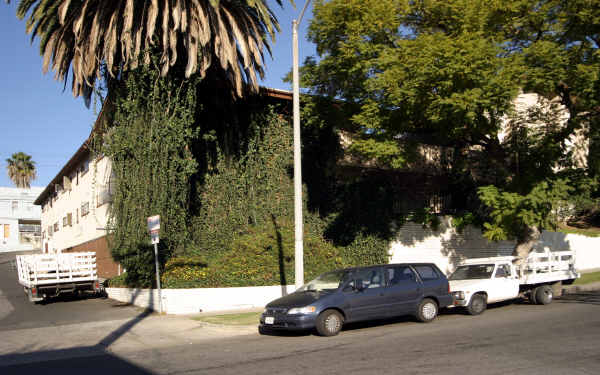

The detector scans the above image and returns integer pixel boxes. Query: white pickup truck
[448,249,579,315]
[16,252,101,302]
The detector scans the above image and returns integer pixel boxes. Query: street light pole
[292,0,311,290]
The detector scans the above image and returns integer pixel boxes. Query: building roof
[0,186,44,200]
[33,87,293,206]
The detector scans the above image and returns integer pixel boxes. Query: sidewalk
[0,310,259,366]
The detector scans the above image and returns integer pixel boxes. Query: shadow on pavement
[557,292,600,305]
[0,288,156,374]
[34,292,108,305]
[0,350,155,374]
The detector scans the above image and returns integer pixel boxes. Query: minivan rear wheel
[316,309,343,336]
[416,298,438,323]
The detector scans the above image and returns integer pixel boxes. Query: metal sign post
[147,215,162,314]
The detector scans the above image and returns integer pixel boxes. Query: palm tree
[13,0,289,100]
[6,152,37,188]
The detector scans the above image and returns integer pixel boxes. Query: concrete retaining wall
[106,284,296,314]
[106,217,599,315]
[390,217,600,275]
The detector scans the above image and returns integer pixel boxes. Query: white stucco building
[35,142,113,253]
[0,186,43,252]
[34,139,119,279]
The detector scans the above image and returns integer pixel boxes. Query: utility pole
[292,0,311,290]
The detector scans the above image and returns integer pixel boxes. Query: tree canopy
[302,0,600,250]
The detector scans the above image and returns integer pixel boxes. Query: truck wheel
[535,285,553,305]
[467,294,487,315]
[416,298,438,323]
[316,310,343,336]
[529,288,538,304]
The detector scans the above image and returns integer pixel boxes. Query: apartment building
[34,141,119,278]
[0,186,43,252]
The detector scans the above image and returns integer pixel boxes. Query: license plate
[265,316,274,324]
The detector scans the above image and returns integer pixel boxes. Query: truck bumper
[450,298,469,307]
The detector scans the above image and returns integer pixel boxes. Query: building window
[67,212,72,226]
[53,222,59,232]
[48,225,53,237]
[81,202,90,216]
[97,188,113,207]
[11,201,18,212]
[63,216,68,227]
[76,208,79,224]
[3,224,9,239]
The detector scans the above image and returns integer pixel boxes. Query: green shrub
[341,233,390,267]
[191,109,296,257]
[162,220,346,288]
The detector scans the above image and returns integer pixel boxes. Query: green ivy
[102,67,200,287]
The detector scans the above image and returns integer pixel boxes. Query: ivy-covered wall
[102,71,416,288]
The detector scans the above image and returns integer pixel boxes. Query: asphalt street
[125,295,600,375]
[1,250,599,375]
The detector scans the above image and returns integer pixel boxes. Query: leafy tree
[12,0,290,100]
[6,152,37,188]
[478,180,572,261]
[303,0,600,257]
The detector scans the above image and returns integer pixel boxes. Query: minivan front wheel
[416,298,438,323]
[316,309,343,336]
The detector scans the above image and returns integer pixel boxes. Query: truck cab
[448,258,520,315]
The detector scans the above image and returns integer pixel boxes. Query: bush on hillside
[162,221,346,288]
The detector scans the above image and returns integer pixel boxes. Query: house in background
[0,186,43,252]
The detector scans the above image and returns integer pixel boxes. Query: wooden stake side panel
[519,250,579,285]
[16,252,97,287]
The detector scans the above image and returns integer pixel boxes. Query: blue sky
[0,1,316,189]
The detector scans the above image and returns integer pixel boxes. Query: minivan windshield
[297,270,350,292]
[449,264,495,280]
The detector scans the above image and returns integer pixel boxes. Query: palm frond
[15,0,290,100]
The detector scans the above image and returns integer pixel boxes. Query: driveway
[0,251,141,331]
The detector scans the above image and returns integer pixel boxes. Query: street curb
[562,281,600,294]
[193,320,258,331]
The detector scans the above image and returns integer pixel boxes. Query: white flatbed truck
[448,248,579,315]
[16,252,101,302]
